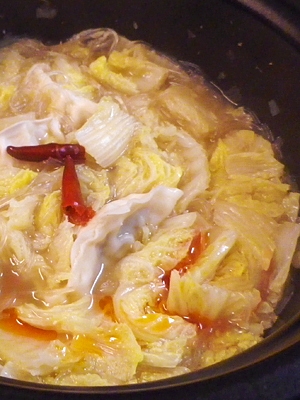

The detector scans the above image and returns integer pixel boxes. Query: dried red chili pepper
[6,143,86,163]
[62,155,95,226]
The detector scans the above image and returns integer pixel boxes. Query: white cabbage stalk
[173,127,210,200]
[75,96,140,168]
[0,216,7,252]
[69,186,183,294]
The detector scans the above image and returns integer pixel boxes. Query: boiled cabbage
[0,28,298,387]
[75,96,140,168]
[156,85,217,138]
[69,186,183,294]
[113,137,183,197]
[154,124,210,211]
[114,283,197,343]
[35,191,62,237]
[167,270,261,325]
[89,49,168,95]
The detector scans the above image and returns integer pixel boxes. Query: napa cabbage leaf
[5,195,38,232]
[35,190,62,237]
[0,331,74,379]
[3,230,46,288]
[154,124,210,212]
[136,366,191,383]
[156,85,217,138]
[208,129,296,220]
[43,220,75,288]
[75,96,140,168]
[114,283,197,343]
[0,320,142,385]
[187,229,237,283]
[0,48,24,115]
[117,226,196,278]
[17,296,107,333]
[213,200,277,277]
[141,336,192,368]
[167,270,261,325]
[69,324,143,384]
[267,221,300,306]
[89,49,168,95]
[113,141,183,197]
[51,55,98,99]
[74,164,111,212]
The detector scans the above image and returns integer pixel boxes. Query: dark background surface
[0,1,300,399]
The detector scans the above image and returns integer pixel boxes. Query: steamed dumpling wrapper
[0,118,63,166]
[69,186,183,294]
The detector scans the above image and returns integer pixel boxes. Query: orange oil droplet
[71,334,103,357]
[155,293,230,332]
[0,308,58,341]
[99,296,116,321]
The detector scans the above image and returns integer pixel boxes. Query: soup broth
[0,28,299,386]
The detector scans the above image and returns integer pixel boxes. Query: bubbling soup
[0,28,299,386]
